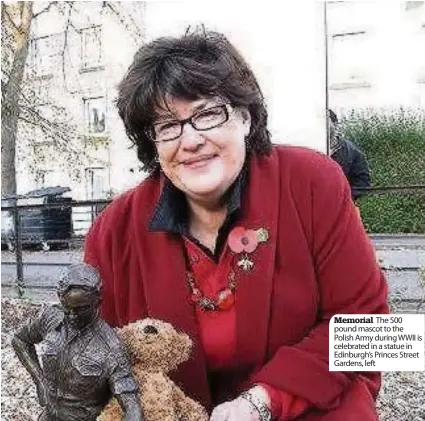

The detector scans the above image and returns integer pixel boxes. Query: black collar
[149,166,247,236]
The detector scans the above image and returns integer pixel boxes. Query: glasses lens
[192,106,228,130]
[153,121,182,142]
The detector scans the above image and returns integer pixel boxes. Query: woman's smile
[181,153,218,169]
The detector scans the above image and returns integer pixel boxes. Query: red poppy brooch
[228,226,269,271]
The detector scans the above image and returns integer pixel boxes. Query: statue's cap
[57,263,102,295]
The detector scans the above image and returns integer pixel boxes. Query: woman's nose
[180,124,205,149]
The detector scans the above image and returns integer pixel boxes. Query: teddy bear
[97,318,209,421]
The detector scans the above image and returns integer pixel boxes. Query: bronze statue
[12,263,144,421]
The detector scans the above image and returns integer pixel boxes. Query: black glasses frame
[146,104,231,143]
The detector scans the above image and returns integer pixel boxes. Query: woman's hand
[209,397,261,421]
[209,386,271,421]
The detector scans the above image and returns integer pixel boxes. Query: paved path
[2,237,425,311]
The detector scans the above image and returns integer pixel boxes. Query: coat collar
[132,150,279,408]
[148,165,247,235]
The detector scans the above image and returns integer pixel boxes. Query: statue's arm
[108,342,144,421]
[116,392,144,421]
[11,334,44,384]
[11,306,55,406]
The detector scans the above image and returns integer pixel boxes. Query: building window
[406,1,424,11]
[85,167,108,199]
[329,32,373,89]
[30,35,61,77]
[81,26,102,70]
[332,31,366,38]
[84,97,106,134]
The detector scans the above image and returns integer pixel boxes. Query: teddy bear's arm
[171,384,209,421]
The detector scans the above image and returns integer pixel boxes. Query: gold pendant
[237,254,254,271]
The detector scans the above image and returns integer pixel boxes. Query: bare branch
[17,115,39,127]
[103,1,144,42]
[3,80,71,146]
[19,103,81,153]
[2,5,21,35]
[20,2,33,34]
[18,1,24,22]
[33,1,57,19]
[61,1,74,89]
[3,67,72,136]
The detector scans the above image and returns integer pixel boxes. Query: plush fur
[97,318,208,421]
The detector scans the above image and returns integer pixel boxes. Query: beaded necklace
[186,269,236,311]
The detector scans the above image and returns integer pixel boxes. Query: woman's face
[152,97,251,204]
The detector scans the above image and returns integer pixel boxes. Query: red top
[183,236,308,419]
[84,146,389,420]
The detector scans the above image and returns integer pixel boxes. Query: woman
[84,29,388,421]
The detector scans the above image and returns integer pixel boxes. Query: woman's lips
[182,154,217,169]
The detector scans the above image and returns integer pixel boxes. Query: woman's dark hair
[116,28,272,174]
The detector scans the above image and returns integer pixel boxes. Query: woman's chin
[182,179,227,200]
[186,184,223,198]
[178,171,224,195]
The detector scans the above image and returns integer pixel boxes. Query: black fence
[1,186,424,299]
[354,185,425,196]
[1,198,111,296]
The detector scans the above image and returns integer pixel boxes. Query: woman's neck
[187,197,227,231]
[187,197,228,252]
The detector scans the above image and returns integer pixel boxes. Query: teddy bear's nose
[143,325,159,335]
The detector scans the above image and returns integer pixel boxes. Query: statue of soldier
[12,263,144,421]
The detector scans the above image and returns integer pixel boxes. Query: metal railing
[1,198,111,295]
[353,185,425,196]
[1,185,424,298]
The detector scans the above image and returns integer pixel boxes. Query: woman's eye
[198,109,221,119]
[161,123,176,130]
[156,122,179,132]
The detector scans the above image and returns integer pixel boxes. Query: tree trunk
[1,2,33,196]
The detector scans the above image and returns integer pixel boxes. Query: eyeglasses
[146,104,232,144]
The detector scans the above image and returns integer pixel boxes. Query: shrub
[340,108,425,233]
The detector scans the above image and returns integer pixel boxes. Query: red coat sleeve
[258,383,309,420]
[84,207,119,326]
[83,189,150,328]
[251,154,389,411]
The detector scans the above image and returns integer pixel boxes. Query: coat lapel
[234,151,280,367]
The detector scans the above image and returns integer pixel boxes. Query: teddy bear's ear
[117,325,138,362]
[175,332,192,362]
[118,325,135,346]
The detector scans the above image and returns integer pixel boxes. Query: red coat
[84,146,389,420]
